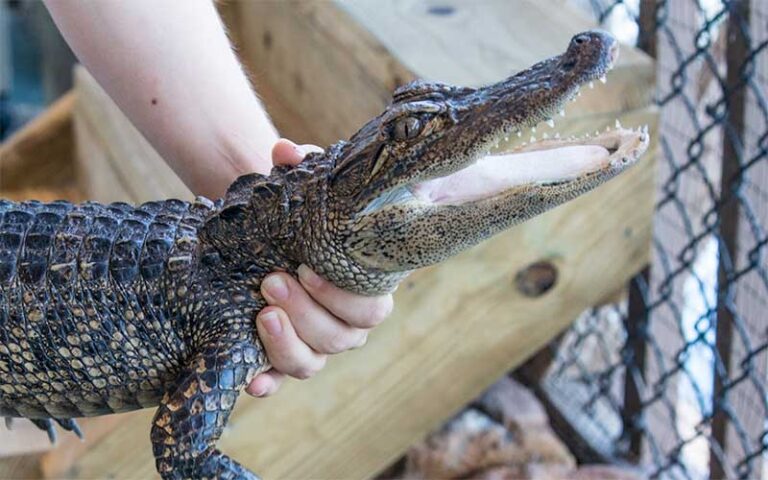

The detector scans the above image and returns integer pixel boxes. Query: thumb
[272,138,324,167]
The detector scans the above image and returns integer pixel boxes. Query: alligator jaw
[409,125,649,206]
[355,30,632,215]
[346,121,649,276]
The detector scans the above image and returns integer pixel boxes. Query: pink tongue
[411,145,610,204]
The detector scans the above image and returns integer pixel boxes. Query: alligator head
[214,30,649,295]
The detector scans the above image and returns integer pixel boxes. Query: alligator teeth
[605,125,610,132]
[517,130,522,137]
[531,126,537,133]
[615,119,622,129]
[600,75,607,84]
[554,133,560,139]
[559,109,566,117]
[542,132,549,139]
[546,119,555,128]
[530,136,536,142]
[595,130,600,136]
[589,81,594,89]
[504,135,509,142]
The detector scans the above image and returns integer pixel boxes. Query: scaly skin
[1,31,648,479]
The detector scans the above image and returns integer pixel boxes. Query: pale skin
[44,0,393,397]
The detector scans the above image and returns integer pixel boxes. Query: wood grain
[234,0,416,145]
[0,92,75,191]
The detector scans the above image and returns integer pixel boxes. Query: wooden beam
[0,453,42,480]
[711,2,756,478]
[620,2,657,461]
[0,92,75,190]
[622,266,650,462]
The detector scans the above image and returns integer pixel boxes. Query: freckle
[151,98,158,105]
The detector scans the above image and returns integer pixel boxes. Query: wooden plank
[337,0,654,113]
[234,1,415,146]
[622,266,650,462]
[0,92,75,190]
[0,453,42,480]
[73,98,138,204]
[710,2,749,475]
[0,420,54,457]
[620,0,657,462]
[712,2,766,478]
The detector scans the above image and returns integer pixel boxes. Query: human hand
[245,139,395,397]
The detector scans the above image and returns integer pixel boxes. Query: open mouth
[411,124,649,205]
[362,54,649,214]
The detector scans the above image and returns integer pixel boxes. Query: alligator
[0,30,648,479]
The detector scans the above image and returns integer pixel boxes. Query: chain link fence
[523,1,768,479]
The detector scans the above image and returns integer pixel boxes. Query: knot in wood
[515,261,558,297]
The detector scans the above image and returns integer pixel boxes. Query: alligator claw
[55,418,84,440]
[30,419,58,444]
[28,418,84,443]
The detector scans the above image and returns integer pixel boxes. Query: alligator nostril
[428,5,456,16]
[515,261,558,297]
[574,34,590,45]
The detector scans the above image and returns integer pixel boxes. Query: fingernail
[260,311,283,336]
[262,275,289,302]
[293,144,306,156]
[249,382,268,397]
[253,388,267,397]
[298,264,322,289]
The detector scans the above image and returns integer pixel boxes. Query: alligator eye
[393,116,423,141]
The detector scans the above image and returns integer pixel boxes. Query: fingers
[271,138,324,167]
[250,259,393,399]
[296,265,393,329]
[245,370,285,398]
[255,307,327,380]
[261,273,369,355]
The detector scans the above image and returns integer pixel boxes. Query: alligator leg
[151,341,265,480]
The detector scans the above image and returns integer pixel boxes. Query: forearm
[45,0,279,197]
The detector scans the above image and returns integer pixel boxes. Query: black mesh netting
[525,1,768,479]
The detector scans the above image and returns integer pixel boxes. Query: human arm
[44,0,277,197]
